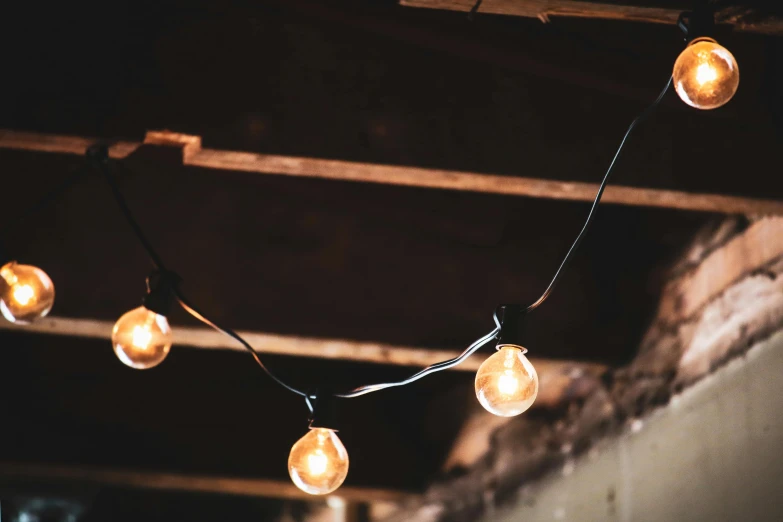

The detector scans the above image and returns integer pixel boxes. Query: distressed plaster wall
[486,329,783,522]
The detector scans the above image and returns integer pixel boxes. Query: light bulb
[0,261,55,324]
[475,344,538,417]
[288,428,349,495]
[112,306,172,369]
[673,37,739,110]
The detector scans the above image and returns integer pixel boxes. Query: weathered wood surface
[1,128,781,215]
[0,462,419,503]
[0,316,606,409]
[399,1,783,35]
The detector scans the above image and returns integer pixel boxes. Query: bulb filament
[131,325,153,350]
[695,62,718,85]
[12,284,35,306]
[497,372,519,395]
[308,450,328,476]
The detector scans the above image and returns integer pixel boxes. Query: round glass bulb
[112,306,172,369]
[288,428,349,495]
[673,37,739,110]
[0,261,55,324]
[475,345,538,417]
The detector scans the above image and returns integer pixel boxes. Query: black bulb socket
[142,270,180,317]
[495,304,526,349]
[678,5,715,42]
[308,391,340,432]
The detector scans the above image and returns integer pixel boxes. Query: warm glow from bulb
[0,261,55,324]
[475,345,538,417]
[673,37,739,110]
[112,306,172,369]
[131,325,153,350]
[497,372,519,395]
[695,62,718,85]
[289,428,349,495]
[12,284,35,306]
[308,451,329,476]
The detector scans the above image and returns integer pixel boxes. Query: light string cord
[86,75,672,405]
[521,76,673,314]
[90,148,311,401]
[336,75,674,397]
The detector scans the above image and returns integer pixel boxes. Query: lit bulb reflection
[673,37,739,110]
[0,261,55,324]
[475,345,538,417]
[289,428,349,495]
[112,306,172,369]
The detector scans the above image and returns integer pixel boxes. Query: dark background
[0,0,780,520]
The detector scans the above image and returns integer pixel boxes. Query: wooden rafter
[0,316,606,408]
[399,1,783,35]
[1,129,781,215]
[0,462,419,503]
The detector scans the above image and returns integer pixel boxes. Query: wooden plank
[399,0,783,35]
[0,317,606,408]
[0,462,418,503]
[0,315,606,379]
[0,129,139,158]
[189,150,783,214]
[1,128,781,215]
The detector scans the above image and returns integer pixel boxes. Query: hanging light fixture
[673,6,739,110]
[0,260,55,324]
[475,305,538,416]
[112,271,176,369]
[289,394,350,495]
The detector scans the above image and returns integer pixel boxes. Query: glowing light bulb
[475,345,538,417]
[288,428,349,495]
[673,37,739,110]
[0,261,55,324]
[112,306,172,369]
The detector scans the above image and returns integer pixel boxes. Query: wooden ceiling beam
[399,1,783,36]
[0,316,606,408]
[0,461,419,503]
[1,129,781,215]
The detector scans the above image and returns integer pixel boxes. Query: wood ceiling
[0,0,780,520]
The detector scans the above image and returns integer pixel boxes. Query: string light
[475,345,538,417]
[3,8,741,494]
[289,428,350,495]
[673,37,739,110]
[0,261,55,324]
[111,270,178,370]
[112,306,172,369]
[673,6,739,110]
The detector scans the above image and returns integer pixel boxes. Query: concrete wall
[486,330,783,522]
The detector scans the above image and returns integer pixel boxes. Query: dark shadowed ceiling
[0,0,781,520]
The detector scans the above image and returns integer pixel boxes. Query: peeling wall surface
[381,217,783,522]
[487,330,783,522]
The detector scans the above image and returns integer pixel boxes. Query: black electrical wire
[90,75,672,405]
[92,148,311,401]
[335,76,674,398]
[174,289,309,399]
[521,76,673,314]
[98,155,169,273]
